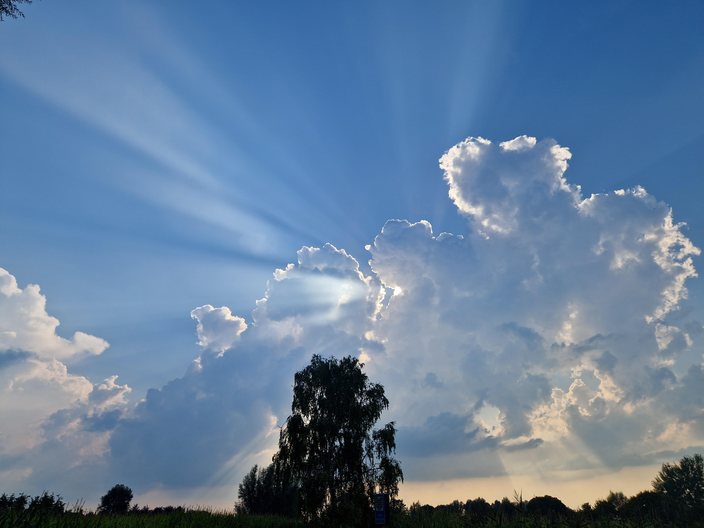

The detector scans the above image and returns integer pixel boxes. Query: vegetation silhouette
[0,0,34,20]
[236,463,298,517]
[238,354,403,526]
[98,484,133,515]
[653,452,704,516]
[3,453,704,526]
[525,495,570,518]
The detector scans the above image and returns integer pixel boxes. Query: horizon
[1,0,704,512]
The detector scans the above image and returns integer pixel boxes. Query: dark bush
[465,497,493,521]
[236,463,298,517]
[98,484,133,514]
[653,453,704,518]
[0,492,65,516]
[621,490,669,521]
[526,495,571,518]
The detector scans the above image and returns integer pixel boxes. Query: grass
[3,508,703,528]
[2,493,703,528]
[0,508,304,528]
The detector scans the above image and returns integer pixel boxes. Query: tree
[237,465,259,515]
[526,495,571,518]
[652,453,704,513]
[98,484,133,515]
[236,463,298,517]
[621,490,669,521]
[0,0,34,21]
[465,497,492,522]
[592,490,627,519]
[274,355,403,525]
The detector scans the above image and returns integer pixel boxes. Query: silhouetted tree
[237,465,259,515]
[593,490,626,519]
[28,492,65,516]
[236,463,298,517]
[436,499,464,515]
[465,497,492,522]
[621,490,669,521]
[526,495,571,518]
[98,484,133,514]
[653,454,704,508]
[389,497,407,517]
[494,497,519,519]
[0,493,29,513]
[0,0,34,20]
[274,354,403,526]
[606,490,627,510]
[652,453,704,514]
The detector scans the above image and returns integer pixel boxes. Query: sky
[1,0,704,510]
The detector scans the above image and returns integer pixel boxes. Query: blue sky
[1,0,704,509]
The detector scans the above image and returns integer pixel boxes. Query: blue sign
[374,493,388,524]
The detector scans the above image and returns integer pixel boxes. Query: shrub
[98,484,133,514]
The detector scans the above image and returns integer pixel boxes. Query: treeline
[233,454,704,526]
[0,492,302,528]
[0,491,186,517]
[395,453,704,526]
[405,488,700,526]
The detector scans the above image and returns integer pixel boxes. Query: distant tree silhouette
[237,465,259,514]
[0,0,34,20]
[236,463,297,517]
[492,497,519,520]
[98,484,133,514]
[653,453,704,514]
[593,490,626,518]
[465,497,492,521]
[606,490,627,509]
[436,499,463,515]
[621,490,669,521]
[526,495,571,518]
[0,492,64,516]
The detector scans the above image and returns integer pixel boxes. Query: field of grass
[3,507,704,528]
[0,508,304,528]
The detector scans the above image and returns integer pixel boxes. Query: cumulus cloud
[191,305,247,354]
[4,136,703,501]
[103,136,701,489]
[0,269,125,491]
[105,242,384,490]
[0,375,132,495]
[0,269,109,359]
[367,136,700,479]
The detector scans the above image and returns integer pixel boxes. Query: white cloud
[366,136,701,479]
[0,375,132,496]
[98,139,701,496]
[0,269,124,489]
[191,305,247,354]
[440,136,577,235]
[0,269,109,360]
[104,242,383,491]
[3,136,703,503]
[103,136,702,492]
[0,355,93,454]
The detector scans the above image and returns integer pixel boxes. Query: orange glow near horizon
[398,464,662,509]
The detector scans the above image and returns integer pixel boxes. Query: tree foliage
[98,484,133,515]
[652,453,704,513]
[0,0,33,21]
[274,354,402,525]
[236,463,298,517]
[621,490,670,521]
[526,495,570,518]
